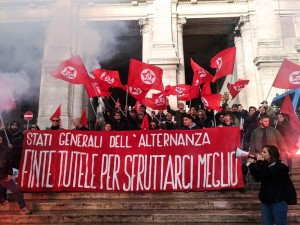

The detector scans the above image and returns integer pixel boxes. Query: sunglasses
[52,120,59,122]
[31,126,36,128]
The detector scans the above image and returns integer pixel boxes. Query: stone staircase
[1,156,300,225]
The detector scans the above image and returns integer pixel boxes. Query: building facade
[1,0,300,128]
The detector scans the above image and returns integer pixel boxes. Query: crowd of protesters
[0,97,299,215]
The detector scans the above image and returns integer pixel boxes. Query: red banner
[19,128,243,192]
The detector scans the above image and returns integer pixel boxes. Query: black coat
[6,130,24,170]
[249,160,292,204]
[0,144,12,180]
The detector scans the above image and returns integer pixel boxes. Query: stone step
[19,190,260,200]
[2,198,300,211]
[1,209,300,224]
[2,224,300,225]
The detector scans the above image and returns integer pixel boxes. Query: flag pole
[125,86,129,117]
[0,113,11,145]
[86,79,102,118]
[264,85,273,102]
[89,98,98,118]
[110,95,126,117]
[213,110,217,127]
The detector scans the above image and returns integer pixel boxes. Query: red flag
[273,58,300,89]
[142,92,167,110]
[92,69,123,90]
[133,101,141,112]
[201,94,223,112]
[49,105,62,121]
[164,84,190,96]
[191,58,214,84]
[280,95,300,132]
[122,85,148,101]
[227,79,249,100]
[50,55,90,84]
[128,59,164,91]
[210,47,236,82]
[201,82,211,95]
[0,78,16,111]
[81,108,87,127]
[84,75,111,98]
[140,114,149,130]
[177,85,199,101]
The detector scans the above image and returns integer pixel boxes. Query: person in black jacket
[5,121,24,170]
[249,145,294,225]
[0,135,31,214]
[73,118,89,131]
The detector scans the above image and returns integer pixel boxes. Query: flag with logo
[201,94,223,112]
[164,84,190,96]
[84,78,111,98]
[142,92,167,110]
[272,58,300,89]
[50,55,90,84]
[92,68,123,90]
[177,85,199,101]
[191,58,214,84]
[227,79,249,100]
[210,47,236,82]
[128,59,164,91]
[0,78,16,111]
[122,85,148,101]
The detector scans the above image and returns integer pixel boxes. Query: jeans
[0,178,26,209]
[260,201,288,225]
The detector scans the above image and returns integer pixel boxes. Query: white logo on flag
[216,58,222,71]
[198,69,207,78]
[155,95,165,106]
[289,71,300,84]
[201,97,208,107]
[175,87,185,94]
[233,84,245,92]
[141,69,156,85]
[91,82,101,94]
[61,66,77,79]
[129,87,142,95]
[100,72,115,84]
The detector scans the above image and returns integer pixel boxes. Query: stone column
[38,0,73,128]
[70,4,84,120]
[239,16,260,107]
[139,18,152,63]
[176,17,186,85]
[147,0,180,109]
[233,30,247,107]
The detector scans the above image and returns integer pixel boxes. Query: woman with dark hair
[249,145,296,225]
[198,110,212,128]
[29,124,40,130]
